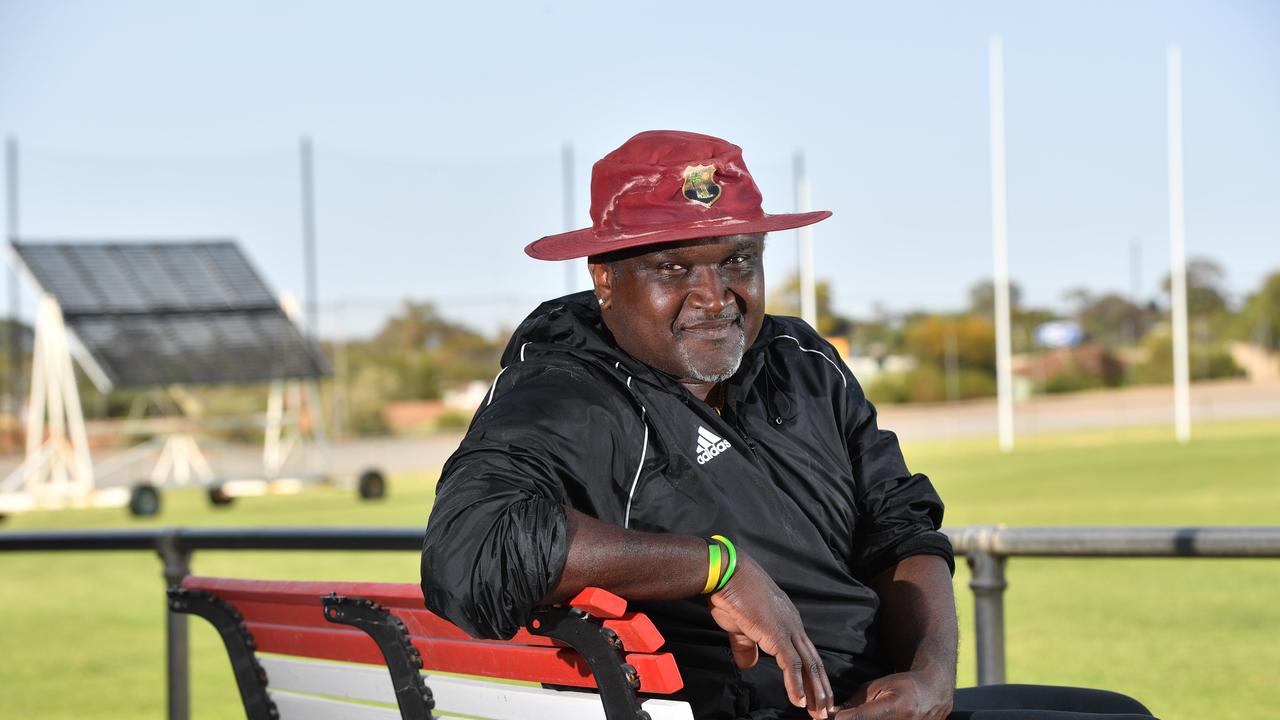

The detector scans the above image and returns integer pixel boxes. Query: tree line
[15,258,1275,437]
[768,259,1279,405]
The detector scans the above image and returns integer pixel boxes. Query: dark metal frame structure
[10,240,329,390]
[1,240,335,512]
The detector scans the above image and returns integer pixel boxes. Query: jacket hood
[501,291,617,366]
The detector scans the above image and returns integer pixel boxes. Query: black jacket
[421,292,952,719]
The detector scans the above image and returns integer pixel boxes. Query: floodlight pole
[1126,238,1143,383]
[794,151,817,329]
[5,136,21,421]
[563,143,576,295]
[1166,46,1192,444]
[299,136,318,340]
[988,36,1015,453]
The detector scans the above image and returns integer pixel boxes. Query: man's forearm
[545,506,836,718]
[869,554,958,681]
[833,555,955,719]
[541,506,711,603]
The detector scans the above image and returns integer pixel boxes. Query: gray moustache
[677,314,743,331]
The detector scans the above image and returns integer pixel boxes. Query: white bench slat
[263,655,395,702]
[260,655,695,720]
[270,689,401,720]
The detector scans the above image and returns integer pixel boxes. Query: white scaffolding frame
[263,377,328,479]
[0,295,95,509]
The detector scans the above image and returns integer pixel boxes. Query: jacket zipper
[721,404,759,460]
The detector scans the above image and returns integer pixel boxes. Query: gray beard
[678,327,746,383]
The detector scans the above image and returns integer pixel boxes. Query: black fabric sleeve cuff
[862,530,956,580]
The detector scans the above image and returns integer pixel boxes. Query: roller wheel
[357,469,386,500]
[207,484,235,507]
[128,483,161,517]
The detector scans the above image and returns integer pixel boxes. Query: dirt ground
[875,377,1280,442]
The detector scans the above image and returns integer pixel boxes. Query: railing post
[157,531,192,720]
[966,548,1007,685]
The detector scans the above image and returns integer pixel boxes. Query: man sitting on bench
[421,131,1156,720]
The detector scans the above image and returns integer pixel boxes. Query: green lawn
[908,420,1280,719]
[1,419,1277,719]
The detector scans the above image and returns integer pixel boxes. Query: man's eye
[659,263,684,272]
[726,255,750,265]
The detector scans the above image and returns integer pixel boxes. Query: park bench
[168,576,692,720]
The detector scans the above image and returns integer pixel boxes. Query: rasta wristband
[701,541,722,594]
[701,535,739,594]
[710,534,738,592]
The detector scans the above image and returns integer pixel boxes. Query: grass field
[1,419,1277,719]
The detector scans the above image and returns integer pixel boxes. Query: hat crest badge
[681,164,721,206]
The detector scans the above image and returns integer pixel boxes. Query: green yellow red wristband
[701,535,739,594]
[702,541,723,594]
[711,534,737,591]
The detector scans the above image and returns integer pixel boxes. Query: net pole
[5,136,21,422]
[300,136,318,340]
[794,151,817,329]
[563,143,576,294]
[1166,46,1192,443]
[988,36,1015,453]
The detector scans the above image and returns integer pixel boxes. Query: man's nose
[687,267,732,312]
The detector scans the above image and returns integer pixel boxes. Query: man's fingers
[833,695,897,720]
[727,631,759,669]
[776,648,809,712]
[796,634,832,719]
[774,648,829,719]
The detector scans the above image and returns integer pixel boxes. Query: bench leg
[529,607,651,720]
[322,594,435,720]
[167,588,278,720]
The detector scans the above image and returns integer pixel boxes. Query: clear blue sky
[2,0,1277,336]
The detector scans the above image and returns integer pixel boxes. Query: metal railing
[3,525,1279,719]
[943,525,1280,685]
[0,527,423,720]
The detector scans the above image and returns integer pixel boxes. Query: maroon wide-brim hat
[525,130,832,261]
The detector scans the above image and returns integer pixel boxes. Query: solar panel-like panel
[13,240,330,388]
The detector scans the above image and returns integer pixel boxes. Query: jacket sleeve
[420,364,625,640]
[841,368,955,581]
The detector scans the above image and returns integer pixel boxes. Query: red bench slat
[228,599,664,654]
[245,621,682,694]
[183,577,424,608]
[185,577,665,653]
[568,586,628,618]
[184,577,682,693]
[185,577,632,617]
[603,612,665,654]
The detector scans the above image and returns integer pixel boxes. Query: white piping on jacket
[623,405,649,529]
[489,355,651,528]
[485,343,533,406]
[484,366,509,406]
[616,361,650,529]
[776,334,847,388]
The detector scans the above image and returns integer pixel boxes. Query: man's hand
[707,553,834,720]
[833,668,953,720]
[836,553,958,720]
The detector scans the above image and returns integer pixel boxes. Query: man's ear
[588,262,612,309]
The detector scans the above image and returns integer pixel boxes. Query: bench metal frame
[168,576,679,720]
